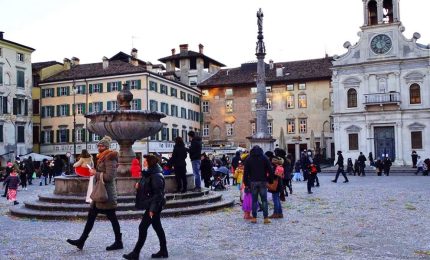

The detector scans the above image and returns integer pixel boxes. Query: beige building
[199,57,334,160]
[39,50,200,159]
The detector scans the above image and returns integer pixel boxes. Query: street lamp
[72,84,77,159]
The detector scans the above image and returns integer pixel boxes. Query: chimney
[171,48,176,55]
[71,57,80,66]
[0,31,4,39]
[276,64,283,77]
[131,48,138,59]
[102,56,109,69]
[63,58,71,70]
[269,59,274,70]
[130,57,138,67]
[198,44,204,54]
[179,44,188,55]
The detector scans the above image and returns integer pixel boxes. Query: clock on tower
[370,34,392,54]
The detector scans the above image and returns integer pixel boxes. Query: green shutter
[89,84,93,94]
[50,88,54,97]
[66,86,70,96]
[41,89,45,98]
[81,129,86,143]
[99,102,103,111]
[137,80,141,89]
[89,103,93,113]
[56,130,60,143]
[107,101,112,111]
[107,82,111,92]
[66,105,70,116]
[137,99,141,110]
[99,83,103,93]
[82,104,86,114]
[88,130,93,142]
[56,105,60,116]
[66,129,70,143]
[57,87,61,96]
[117,81,122,91]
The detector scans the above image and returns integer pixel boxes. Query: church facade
[332,0,430,165]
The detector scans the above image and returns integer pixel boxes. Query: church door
[374,126,395,161]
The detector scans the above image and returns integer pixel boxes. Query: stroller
[211,166,229,191]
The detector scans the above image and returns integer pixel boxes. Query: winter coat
[93,151,118,210]
[4,174,20,190]
[136,164,166,212]
[231,152,241,170]
[130,158,142,178]
[335,154,344,168]
[243,146,274,187]
[170,143,187,168]
[73,157,94,168]
[383,158,392,170]
[53,158,64,173]
[358,154,367,166]
[200,158,213,180]
[40,163,51,177]
[187,136,202,161]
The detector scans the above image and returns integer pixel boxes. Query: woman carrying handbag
[123,154,168,260]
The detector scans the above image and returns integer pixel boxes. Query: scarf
[96,149,113,162]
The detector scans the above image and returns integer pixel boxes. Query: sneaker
[24,188,28,191]
[308,191,313,194]
[263,218,271,224]
[250,218,257,223]
[13,201,19,205]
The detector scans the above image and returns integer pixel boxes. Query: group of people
[411,151,430,176]
[344,152,393,177]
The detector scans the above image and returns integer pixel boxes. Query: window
[268,121,273,135]
[75,128,84,143]
[0,96,7,114]
[193,96,200,105]
[182,130,188,142]
[181,107,187,119]
[161,127,169,141]
[33,99,40,115]
[17,70,25,88]
[107,101,118,111]
[347,89,357,108]
[149,100,158,112]
[225,99,233,113]
[74,85,86,94]
[149,81,158,92]
[13,98,27,116]
[160,84,168,94]
[128,80,141,90]
[41,130,54,144]
[202,101,209,113]
[89,83,103,93]
[57,128,69,143]
[172,128,179,139]
[286,84,294,91]
[410,84,421,104]
[41,106,55,118]
[90,102,103,113]
[76,103,86,115]
[226,124,234,136]
[348,133,359,150]
[131,99,141,110]
[203,124,209,137]
[298,83,306,90]
[194,111,200,122]
[0,125,3,142]
[251,99,257,111]
[202,90,209,96]
[187,94,192,102]
[93,133,101,142]
[286,95,294,108]
[160,102,169,114]
[299,119,307,134]
[180,91,186,100]
[17,53,24,62]
[188,109,193,121]
[266,86,272,92]
[266,98,272,110]
[287,119,295,134]
[225,88,233,96]
[251,87,257,94]
[411,131,422,149]
[189,76,197,86]
[107,81,121,92]
[150,133,159,141]
[298,94,307,108]
[57,104,70,116]
[42,88,55,97]
[0,65,3,85]
[170,87,177,97]
[170,105,178,117]
[251,122,256,135]
[58,86,70,96]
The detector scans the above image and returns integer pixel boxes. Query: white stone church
[332,0,430,165]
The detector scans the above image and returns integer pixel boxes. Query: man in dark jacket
[187,131,202,192]
[24,156,35,185]
[332,151,349,183]
[243,145,274,224]
[357,152,367,176]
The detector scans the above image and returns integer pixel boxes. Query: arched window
[368,0,378,25]
[383,0,393,23]
[410,84,421,104]
[347,89,357,108]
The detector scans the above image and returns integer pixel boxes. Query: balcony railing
[364,92,400,104]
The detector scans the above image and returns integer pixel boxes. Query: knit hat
[97,136,112,148]
[240,153,249,161]
[272,156,284,165]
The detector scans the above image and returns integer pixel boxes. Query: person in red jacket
[130,156,142,178]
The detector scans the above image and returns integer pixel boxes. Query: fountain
[10,83,234,219]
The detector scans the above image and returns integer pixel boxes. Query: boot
[151,250,169,258]
[250,217,257,223]
[123,251,139,260]
[106,233,123,251]
[66,235,88,250]
[268,213,277,219]
[243,212,252,220]
[263,218,271,224]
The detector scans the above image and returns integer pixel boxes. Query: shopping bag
[85,176,94,203]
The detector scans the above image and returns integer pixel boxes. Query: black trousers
[307,174,315,192]
[133,210,167,254]
[174,165,187,192]
[81,204,121,239]
[334,167,349,182]
[3,184,8,196]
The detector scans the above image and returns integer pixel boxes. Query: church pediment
[345,125,361,133]
[404,71,426,83]
[408,122,425,130]
[342,77,361,87]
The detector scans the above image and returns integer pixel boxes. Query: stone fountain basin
[54,174,196,196]
[85,110,166,140]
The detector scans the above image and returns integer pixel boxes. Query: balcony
[364,92,400,111]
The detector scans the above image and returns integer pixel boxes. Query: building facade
[199,58,334,160]
[0,32,35,164]
[332,0,430,165]
[39,51,200,158]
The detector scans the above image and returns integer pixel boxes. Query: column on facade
[363,0,369,26]
[366,123,372,158]
[377,1,384,24]
[393,0,399,22]
[396,121,403,164]
[295,143,300,161]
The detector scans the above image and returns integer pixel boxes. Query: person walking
[415,156,424,175]
[2,166,20,205]
[67,136,123,251]
[383,156,392,176]
[200,153,213,189]
[15,157,27,191]
[40,159,50,186]
[332,151,349,183]
[130,156,142,178]
[368,152,375,167]
[2,162,14,197]
[169,136,187,193]
[123,154,167,260]
[187,131,202,192]
[24,156,35,185]
[269,156,284,218]
[411,151,418,168]
[357,152,367,176]
[53,155,64,182]
[243,145,274,224]
[375,158,383,176]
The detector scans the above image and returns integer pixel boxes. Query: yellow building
[39,51,201,159]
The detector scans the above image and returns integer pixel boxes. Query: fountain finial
[117,83,133,110]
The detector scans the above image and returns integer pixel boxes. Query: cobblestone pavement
[1,175,430,260]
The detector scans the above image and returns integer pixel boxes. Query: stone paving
[1,174,430,260]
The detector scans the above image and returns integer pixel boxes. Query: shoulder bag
[90,173,108,203]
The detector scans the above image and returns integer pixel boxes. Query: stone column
[363,1,369,26]
[295,142,300,162]
[377,1,384,24]
[396,121,404,165]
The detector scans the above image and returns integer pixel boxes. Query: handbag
[266,178,279,192]
[90,173,108,203]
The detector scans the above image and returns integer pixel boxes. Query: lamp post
[72,85,77,158]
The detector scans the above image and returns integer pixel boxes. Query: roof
[199,57,333,87]
[0,38,35,51]
[159,50,226,68]
[110,51,147,66]
[32,61,62,71]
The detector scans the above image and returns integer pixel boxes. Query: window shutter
[137,99,141,110]
[118,81,122,91]
[82,85,86,94]
[56,130,60,143]
[40,131,44,144]
[3,96,8,114]
[107,82,111,92]
[66,129,70,143]
[126,80,130,89]
[82,104,86,114]
[56,105,60,116]
[41,89,45,98]
[66,86,70,96]
[0,66,2,84]
[107,101,112,111]
[49,88,54,97]
[89,103,93,113]
[99,83,103,93]
[99,102,103,111]
[89,84,93,94]
[72,128,75,142]
[24,99,28,116]
[50,106,55,117]
[81,129,86,143]
[88,130,93,142]
[49,130,54,143]
[13,98,17,115]
[41,107,45,118]
[137,80,141,89]
[57,87,61,96]
[66,105,70,116]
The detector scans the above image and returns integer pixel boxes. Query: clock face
[370,34,392,54]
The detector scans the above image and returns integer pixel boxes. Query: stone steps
[9,199,235,220]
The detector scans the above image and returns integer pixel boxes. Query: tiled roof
[159,50,226,67]
[0,38,35,51]
[199,57,333,87]
[110,51,147,66]
[32,61,62,71]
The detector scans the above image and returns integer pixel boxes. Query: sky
[2,0,429,68]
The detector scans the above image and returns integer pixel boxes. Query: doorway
[374,126,395,161]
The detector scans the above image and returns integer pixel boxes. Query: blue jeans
[272,192,282,214]
[251,181,268,218]
[191,160,201,189]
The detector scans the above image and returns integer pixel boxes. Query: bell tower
[363,0,400,26]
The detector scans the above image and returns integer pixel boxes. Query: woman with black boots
[169,137,187,193]
[66,136,123,251]
[123,154,168,259]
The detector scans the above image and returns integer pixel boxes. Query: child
[241,183,252,220]
[3,166,20,205]
[269,157,284,219]
[346,158,353,175]
[293,160,302,181]
[234,161,244,201]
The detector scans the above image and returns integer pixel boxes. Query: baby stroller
[211,166,228,191]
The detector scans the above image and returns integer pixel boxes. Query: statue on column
[257,8,263,32]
